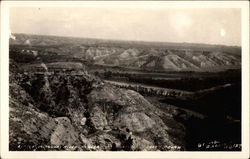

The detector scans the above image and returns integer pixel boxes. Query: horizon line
[12,32,242,48]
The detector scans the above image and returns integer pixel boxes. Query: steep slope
[9,60,186,151]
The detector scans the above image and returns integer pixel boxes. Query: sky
[10,8,241,46]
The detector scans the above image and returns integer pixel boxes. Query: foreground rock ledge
[9,63,185,151]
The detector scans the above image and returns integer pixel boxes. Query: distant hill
[10,33,241,72]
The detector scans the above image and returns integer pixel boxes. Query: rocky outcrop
[9,63,84,150]
[9,61,186,151]
[87,85,185,150]
[50,117,80,150]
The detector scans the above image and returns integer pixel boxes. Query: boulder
[89,105,108,131]
[50,117,80,150]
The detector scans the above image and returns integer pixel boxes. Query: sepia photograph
[0,1,249,159]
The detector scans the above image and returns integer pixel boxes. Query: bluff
[9,60,186,151]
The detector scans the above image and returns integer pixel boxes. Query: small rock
[80,117,87,126]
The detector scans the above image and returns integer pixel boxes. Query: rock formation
[9,60,186,151]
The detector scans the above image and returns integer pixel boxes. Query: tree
[104,71,112,79]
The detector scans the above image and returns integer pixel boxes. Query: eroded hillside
[9,34,241,151]
[10,33,241,72]
[9,60,186,151]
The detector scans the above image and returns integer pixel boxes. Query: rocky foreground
[9,61,186,151]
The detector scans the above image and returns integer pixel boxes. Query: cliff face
[9,61,186,151]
